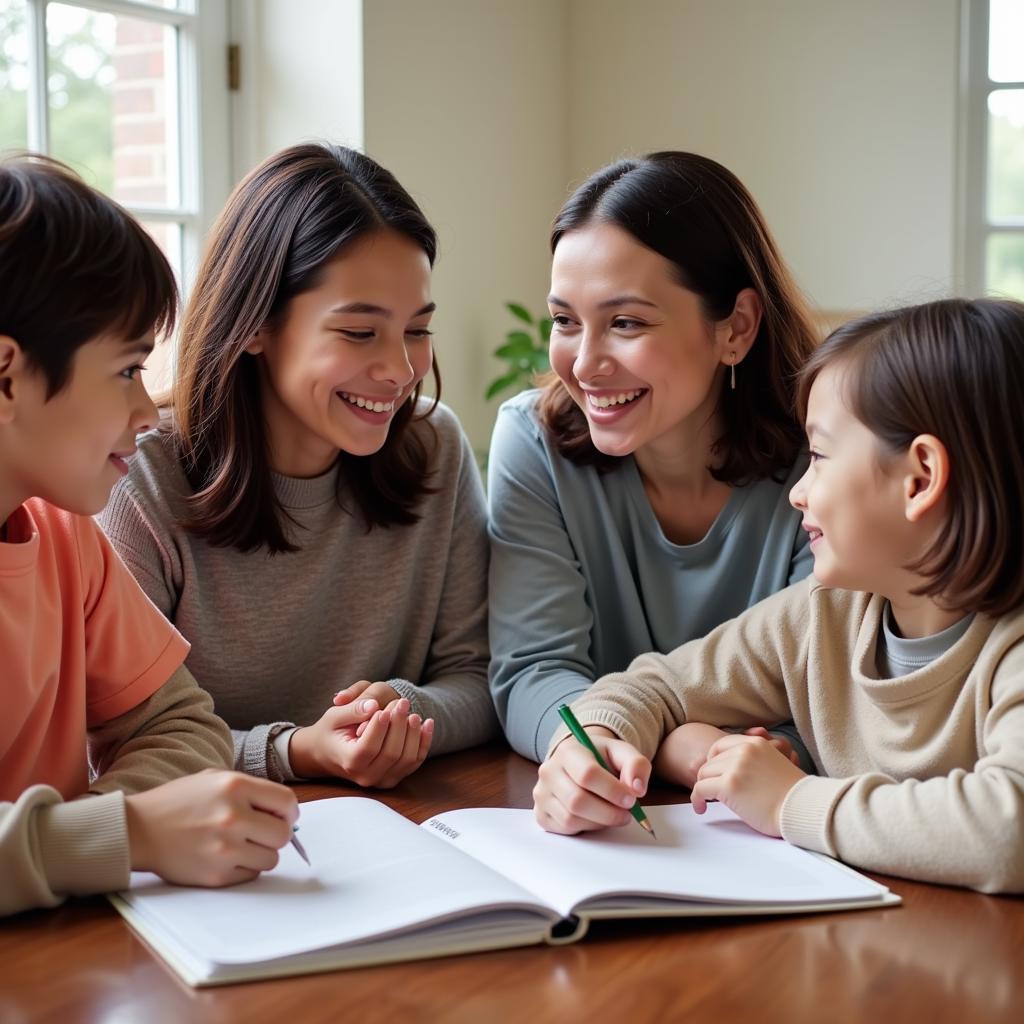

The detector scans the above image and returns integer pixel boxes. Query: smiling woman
[488,151,819,765]
[96,143,497,787]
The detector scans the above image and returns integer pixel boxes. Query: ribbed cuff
[779,775,848,855]
[387,678,427,717]
[237,723,296,782]
[544,709,652,762]
[38,791,130,896]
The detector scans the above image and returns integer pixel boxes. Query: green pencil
[557,704,656,839]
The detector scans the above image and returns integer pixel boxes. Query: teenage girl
[100,143,496,786]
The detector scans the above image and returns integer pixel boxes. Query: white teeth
[587,389,644,409]
[340,391,394,413]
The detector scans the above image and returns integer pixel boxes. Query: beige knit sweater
[0,665,233,917]
[555,578,1024,894]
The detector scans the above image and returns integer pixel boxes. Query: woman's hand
[534,726,651,835]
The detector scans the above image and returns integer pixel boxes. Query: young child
[97,143,495,786]
[0,155,298,917]
[535,297,1024,894]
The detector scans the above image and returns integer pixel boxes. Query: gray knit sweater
[97,402,497,780]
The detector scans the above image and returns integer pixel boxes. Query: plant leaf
[506,302,534,325]
[526,349,551,372]
[485,369,524,400]
[495,332,535,359]
[539,318,553,343]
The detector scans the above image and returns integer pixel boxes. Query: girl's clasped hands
[288,680,434,787]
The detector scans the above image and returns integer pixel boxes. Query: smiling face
[1,332,158,517]
[249,230,435,477]
[789,363,919,595]
[547,221,738,460]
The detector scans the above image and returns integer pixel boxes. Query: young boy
[0,155,298,917]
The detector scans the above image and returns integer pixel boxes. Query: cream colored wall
[361,0,569,452]
[231,0,364,175]
[564,0,960,316]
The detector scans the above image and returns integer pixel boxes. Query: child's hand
[290,697,433,787]
[534,726,650,835]
[125,770,298,887]
[653,723,730,788]
[690,734,806,836]
[742,726,801,766]
[655,725,801,789]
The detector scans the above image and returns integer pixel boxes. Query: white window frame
[21,0,231,295]
[958,0,1024,295]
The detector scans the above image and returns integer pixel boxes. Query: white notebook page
[119,797,550,966]
[424,803,888,920]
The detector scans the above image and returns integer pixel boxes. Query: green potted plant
[485,302,552,402]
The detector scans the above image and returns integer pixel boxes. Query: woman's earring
[730,354,737,391]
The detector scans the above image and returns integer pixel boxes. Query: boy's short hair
[0,154,177,397]
[797,297,1024,618]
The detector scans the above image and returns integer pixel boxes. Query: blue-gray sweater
[487,391,812,762]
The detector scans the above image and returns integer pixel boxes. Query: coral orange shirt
[0,498,189,802]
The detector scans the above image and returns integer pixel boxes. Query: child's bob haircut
[0,154,177,396]
[797,297,1024,618]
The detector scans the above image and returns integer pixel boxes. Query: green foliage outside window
[0,0,115,193]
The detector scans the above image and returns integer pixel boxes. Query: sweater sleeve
[487,401,597,762]
[87,663,233,795]
[780,639,1024,894]
[387,428,499,755]
[0,787,129,918]
[97,476,178,619]
[552,581,811,760]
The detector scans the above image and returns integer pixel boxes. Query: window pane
[138,219,181,391]
[139,219,182,284]
[47,3,179,206]
[987,90,1024,219]
[0,0,29,151]
[987,234,1024,299]
[989,0,1024,83]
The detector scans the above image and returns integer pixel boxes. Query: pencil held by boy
[0,155,298,918]
[536,297,1024,894]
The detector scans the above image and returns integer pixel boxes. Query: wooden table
[2,743,1023,1023]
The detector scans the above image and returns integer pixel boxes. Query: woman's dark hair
[0,153,176,396]
[540,151,818,482]
[170,142,440,554]
[797,297,1024,617]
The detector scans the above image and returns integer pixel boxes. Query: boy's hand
[125,770,298,887]
[690,734,806,836]
[290,697,432,788]
[534,726,650,834]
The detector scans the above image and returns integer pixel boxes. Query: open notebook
[109,797,899,986]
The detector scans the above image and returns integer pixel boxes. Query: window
[0,0,230,385]
[960,0,1024,299]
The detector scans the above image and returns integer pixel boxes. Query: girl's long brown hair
[540,151,818,482]
[168,143,440,554]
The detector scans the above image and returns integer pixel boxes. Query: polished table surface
[2,743,1023,1024]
